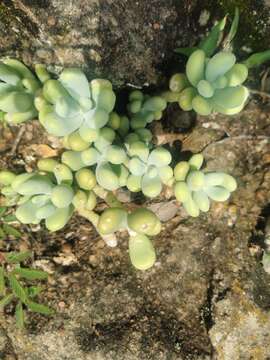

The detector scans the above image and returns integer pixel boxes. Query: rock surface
[1,0,270,87]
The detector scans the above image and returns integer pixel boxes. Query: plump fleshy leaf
[192,191,210,212]
[97,207,127,235]
[15,201,40,224]
[59,68,90,99]
[178,87,197,111]
[129,234,156,270]
[192,96,212,116]
[186,50,206,86]
[45,206,73,232]
[212,85,248,109]
[205,185,231,201]
[182,197,200,217]
[141,173,162,198]
[95,162,120,191]
[148,147,172,167]
[225,63,248,86]
[205,52,236,83]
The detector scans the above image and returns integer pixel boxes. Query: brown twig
[10,125,26,156]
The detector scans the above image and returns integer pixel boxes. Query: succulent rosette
[125,139,174,197]
[127,90,167,130]
[170,50,249,116]
[173,154,237,217]
[0,170,74,231]
[0,59,40,124]
[37,68,116,137]
[61,126,129,191]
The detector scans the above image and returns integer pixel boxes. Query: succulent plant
[37,68,116,137]
[127,90,167,130]
[61,127,129,191]
[174,49,250,116]
[0,59,40,124]
[0,169,75,232]
[125,141,174,197]
[173,154,237,217]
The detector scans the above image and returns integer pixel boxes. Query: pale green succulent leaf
[79,125,100,142]
[84,108,109,130]
[17,175,53,196]
[126,175,142,192]
[5,108,38,124]
[105,145,127,165]
[41,111,84,137]
[178,87,197,111]
[186,170,205,191]
[189,154,204,170]
[0,63,21,85]
[51,185,74,208]
[3,59,37,81]
[36,204,57,219]
[158,165,174,185]
[183,197,200,217]
[61,151,85,171]
[192,190,210,212]
[186,49,206,86]
[97,207,127,235]
[174,181,192,202]
[212,85,248,109]
[197,80,214,98]
[192,96,212,116]
[174,161,190,181]
[205,51,236,83]
[45,205,73,232]
[59,68,90,99]
[225,64,248,86]
[129,234,156,270]
[15,201,41,224]
[96,162,120,191]
[81,147,100,166]
[205,185,231,201]
[0,91,33,113]
[141,173,162,198]
[148,147,172,167]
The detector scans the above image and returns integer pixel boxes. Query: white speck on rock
[199,10,210,26]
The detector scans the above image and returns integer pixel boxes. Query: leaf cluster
[0,251,54,329]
